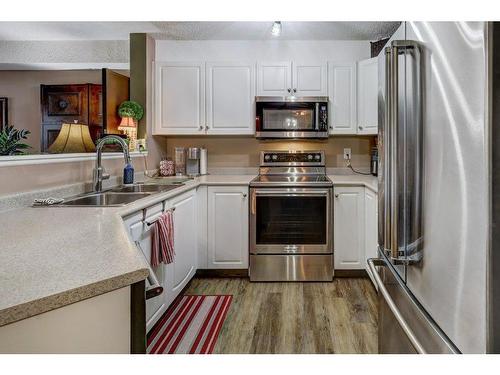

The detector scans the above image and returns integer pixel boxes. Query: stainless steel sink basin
[110,184,181,193]
[60,192,152,207]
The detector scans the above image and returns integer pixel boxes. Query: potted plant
[0,125,31,155]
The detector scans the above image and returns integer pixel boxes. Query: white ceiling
[0,21,400,41]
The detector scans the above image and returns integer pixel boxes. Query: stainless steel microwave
[255,96,329,139]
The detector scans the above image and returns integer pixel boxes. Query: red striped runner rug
[147,295,233,354]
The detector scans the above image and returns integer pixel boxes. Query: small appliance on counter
[186,147,201,176]
[174,147,186,176]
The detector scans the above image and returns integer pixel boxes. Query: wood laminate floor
[184,277,378,354]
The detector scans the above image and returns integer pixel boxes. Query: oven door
[250,187,332,254]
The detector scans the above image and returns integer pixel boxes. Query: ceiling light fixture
[271,21,282,37]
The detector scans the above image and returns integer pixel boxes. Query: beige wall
[164,136,375,169]
[0,70,101,152]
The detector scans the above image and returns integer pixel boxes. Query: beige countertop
[0,175,254,327]
[0,173,374,327]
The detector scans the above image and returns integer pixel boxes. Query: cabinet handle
[242,193,247,198]
[329,126,333,130]
[199,125,203,130]
[205,125,209,131]
[293,88,297,93]
[359,126,363,130]
[335,194,339,198]
[287,88,291,93]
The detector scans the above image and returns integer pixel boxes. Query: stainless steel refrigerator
[369,22,494,354]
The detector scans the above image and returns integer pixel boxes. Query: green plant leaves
[118,100,144,121]
[0,125,31,156]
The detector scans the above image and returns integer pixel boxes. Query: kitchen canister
[200,148,208,175]
[159,158,175,176]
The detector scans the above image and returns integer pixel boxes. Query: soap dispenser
[123,163,134,184]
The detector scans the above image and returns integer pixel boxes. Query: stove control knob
[272,154,278,160]
[307,154,313,160]
[264,154,271,161]
[315,154,320,160]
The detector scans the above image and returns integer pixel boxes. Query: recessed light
[271,21,282,37]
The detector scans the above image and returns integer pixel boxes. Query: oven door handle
[253,189,331,196]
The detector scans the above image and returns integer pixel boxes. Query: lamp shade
[118,116,137,130]
[47,123,96,153]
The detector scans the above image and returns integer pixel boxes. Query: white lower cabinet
[364,188,378,287]
[334,186,366,270]
[165,189,198,305]
[207,186,249,269]
[333,185,378,287]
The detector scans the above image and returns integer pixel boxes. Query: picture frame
[0,97,8,131]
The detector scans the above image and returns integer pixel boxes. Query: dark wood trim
[130,280,146,354]
[195,269,249,278]
[101,68,108,135]
[334,269,369,278]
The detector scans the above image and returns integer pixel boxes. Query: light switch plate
[343,148,352,160]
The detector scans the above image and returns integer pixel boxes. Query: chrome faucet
[93,135,131,192]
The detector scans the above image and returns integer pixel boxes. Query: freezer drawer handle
[135,241,164,300]
[367,258,426,354]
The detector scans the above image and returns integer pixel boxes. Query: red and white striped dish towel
[151,209,175,266]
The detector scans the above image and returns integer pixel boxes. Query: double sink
[59,182,187,207]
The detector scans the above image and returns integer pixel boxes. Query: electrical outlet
[343,148,352,160]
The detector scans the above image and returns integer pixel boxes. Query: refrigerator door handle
[383,46,392,257]
[367,258,426,354]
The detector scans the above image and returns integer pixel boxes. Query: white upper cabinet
[333,186,365,270]
[206,62,255,135]
[154,61,205,135]
[257,61,292,96]
[292,62,327,96]
[207,186,249,269]
[257,61,327,96]
[328,62,357,134]
[357,57,379,135]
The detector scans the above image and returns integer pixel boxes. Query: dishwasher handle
[367,258,426,354]
[135,241,164,300]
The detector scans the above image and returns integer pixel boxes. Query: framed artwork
[0,97,7,131]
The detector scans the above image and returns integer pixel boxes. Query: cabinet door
[207,186,249,269]
[292,61,327,96]
[165,190,198,305]
[334,186,365,270]
[154,61,205,135]
[328,62,357,134]
[257,61,292,96]
[124,203,166,331]
[364,188,378,287]
[206,62,255,135]
[357,57,378,135]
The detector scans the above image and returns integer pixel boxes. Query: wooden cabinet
[207,186,249,269]
[257,61,327,96]
[165,190,198,303]
[206,62,255,134]
[256,61,291,96]
[40,83,102,151]
[364,188,378,287]
[292,62,327,96]
[333,186,365,270]
[328,62,357,134]
[357,57,378,135]
[154,61,206,135]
